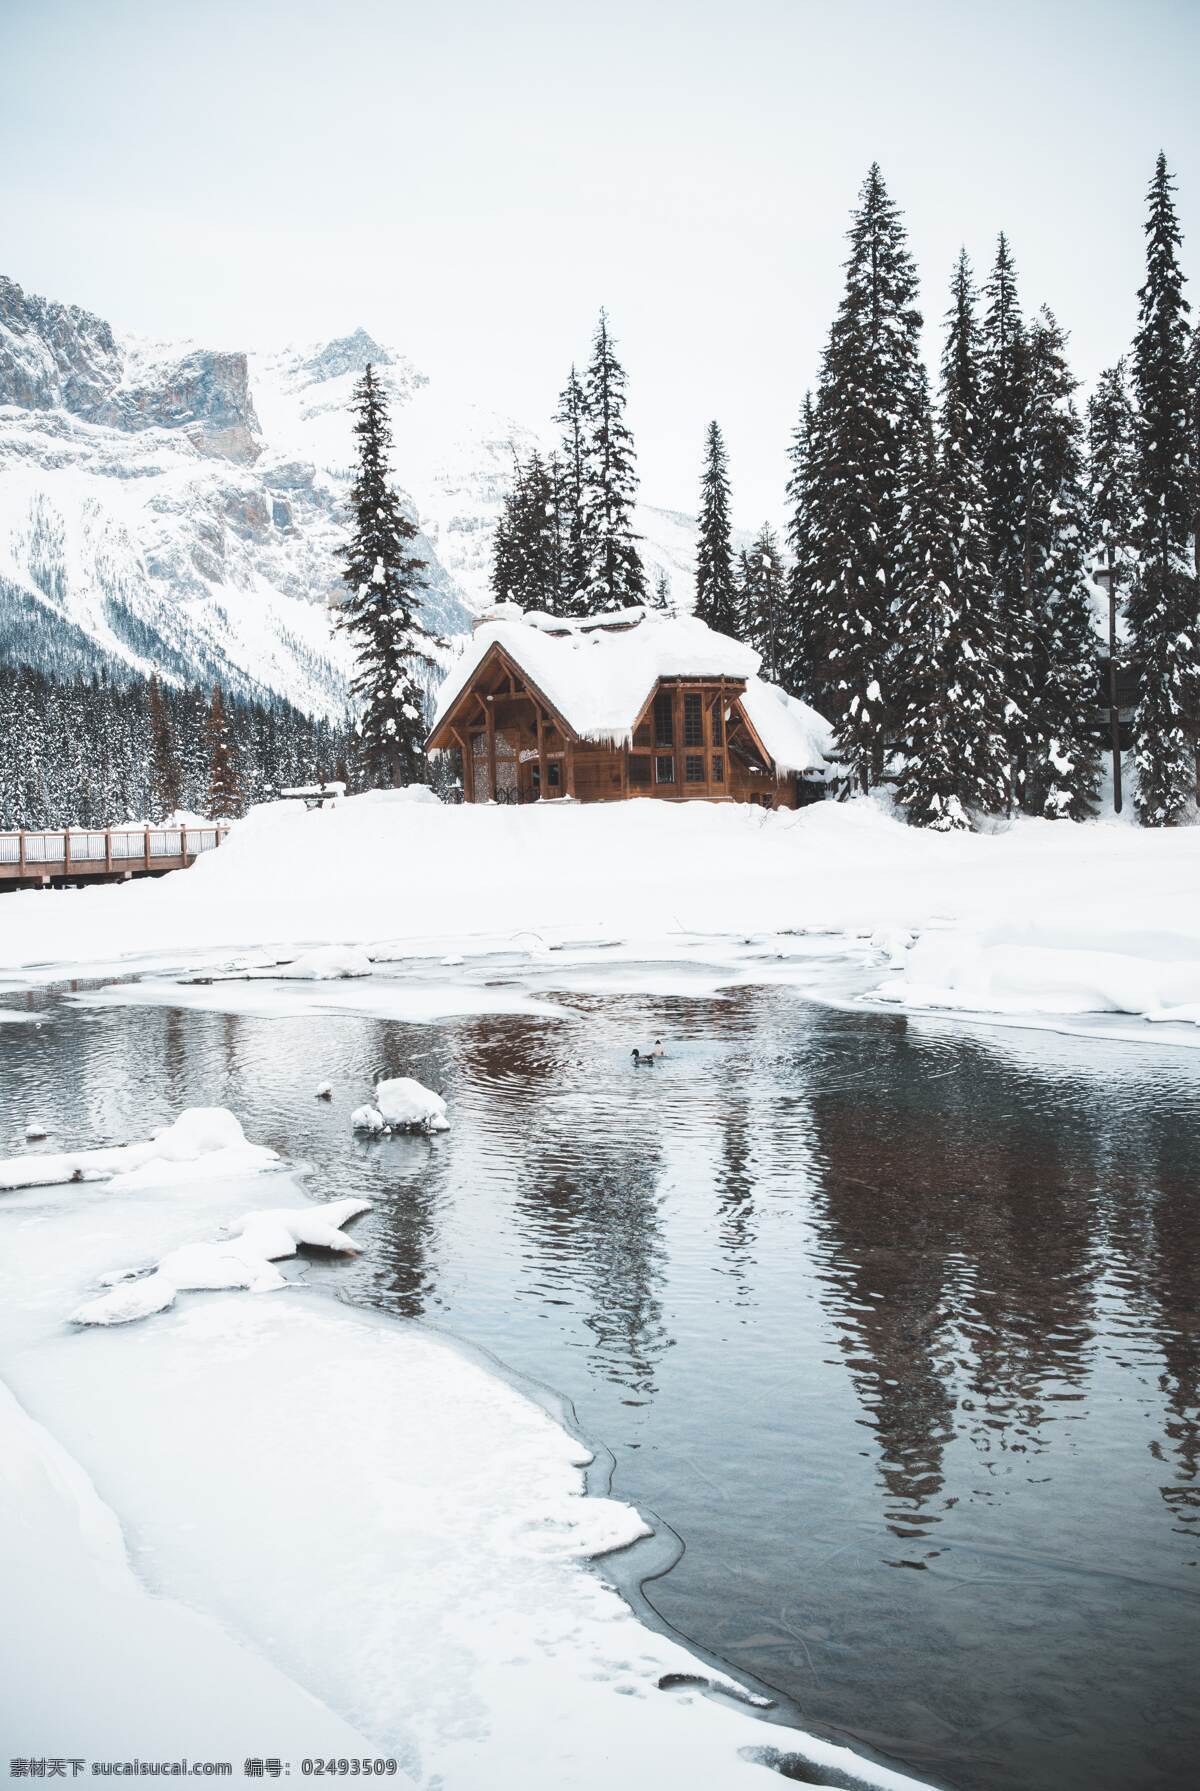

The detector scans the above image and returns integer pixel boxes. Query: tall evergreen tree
[336,364,435,788]
[1087,359,1139,602]
[739,526,787,684]
[980,232,1035,809]
[892,418,973,830]
[783,392,821,701]
[929,251,1008,814]
[148,673,182,818]
[1021,309,1100,818]
[580,310,645,611]
[491,451,565,613]
[694,421,739,636]
[1128,153,1199,824]
[555,365,591,615]
[804,164,927,789]
[206,686,241,818]
[650,565,672,611]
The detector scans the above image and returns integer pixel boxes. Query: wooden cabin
[426,604,833,807]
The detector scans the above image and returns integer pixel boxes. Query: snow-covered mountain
[0,276,705,720]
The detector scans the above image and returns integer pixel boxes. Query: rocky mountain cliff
[0,276,705,720]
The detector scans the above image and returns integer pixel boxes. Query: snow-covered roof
[430,606,832,773]
[739,679,835,778]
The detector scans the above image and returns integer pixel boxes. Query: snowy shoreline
[1,792,1198,1043]
[0,1140,932,1791]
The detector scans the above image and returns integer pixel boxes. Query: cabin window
[711,753,724,782]
[684,755,705,783]
[655,753,675,784]
[711,702,724,745]
[548,762,561,788]
[683,693,703,746]
[628,756,651,786]
[653,692,674,747]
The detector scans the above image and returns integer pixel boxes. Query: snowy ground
[1,791,1199,1042]
[3,792,1198,1785]
[0,1127,926,1791]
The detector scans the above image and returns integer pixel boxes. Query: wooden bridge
[0,825,229,888]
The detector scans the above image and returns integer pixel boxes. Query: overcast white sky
[4,0,1199,526]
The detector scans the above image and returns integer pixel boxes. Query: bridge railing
[0,826,228,872]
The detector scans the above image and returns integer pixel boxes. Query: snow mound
[230,1197,372,1256]
[72,1271,179,1326]
[276,945,372,980]
[71,1196,371,1326]
[0,1106,278,1194]
[351,1104,386,1135]
[374,1077,449,1132]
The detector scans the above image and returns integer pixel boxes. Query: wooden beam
[565,740,577,799]
[702,685,713,796]
[485,701,497,802]
[537,709,548,799]
[673,683,684,796]
[451,727,474,803]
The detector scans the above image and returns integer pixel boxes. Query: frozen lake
[2,968,1198,1791]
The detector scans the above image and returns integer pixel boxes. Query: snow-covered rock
[374,1077,449,1133]
[351,1104,386,1135]
[230,1198,371,1256]
[24,1120,47,1141]
[72,1271,178,1326]
[276,944,371,980]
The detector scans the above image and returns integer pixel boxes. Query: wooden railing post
[144,827,152,871]
[18,831,25,877]
[105,829,112,873]
[63,828,71,871]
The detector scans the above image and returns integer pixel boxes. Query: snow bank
[0,1379,380,1774]
[0,1106,277,1194]
[1,795,1197,1037]
[874,926,1200,1022]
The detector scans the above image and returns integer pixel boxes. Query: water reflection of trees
[449,1006,671,1401]
[801,1016,1199,1544]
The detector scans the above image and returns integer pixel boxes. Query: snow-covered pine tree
[892,416,972,830]
[805,164,927,790]
[927,249,1008,815]
[206,686,241,819]
[783,392,822,703]
[555,365,591,616]
[1087,359,1139,605]
[1190,323,1200,580]
[1128,153,1199,825]
[980,233,1034,808]
[694,421,739,636]
[580,310,645,611]
[491,452,565,613]
[650,566,672,611]
[336,364,435,789]
[739,526,787,685]
[148,673,182,819]
[1021,308,1100,819]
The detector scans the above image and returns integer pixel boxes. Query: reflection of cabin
[426,603,833,807]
